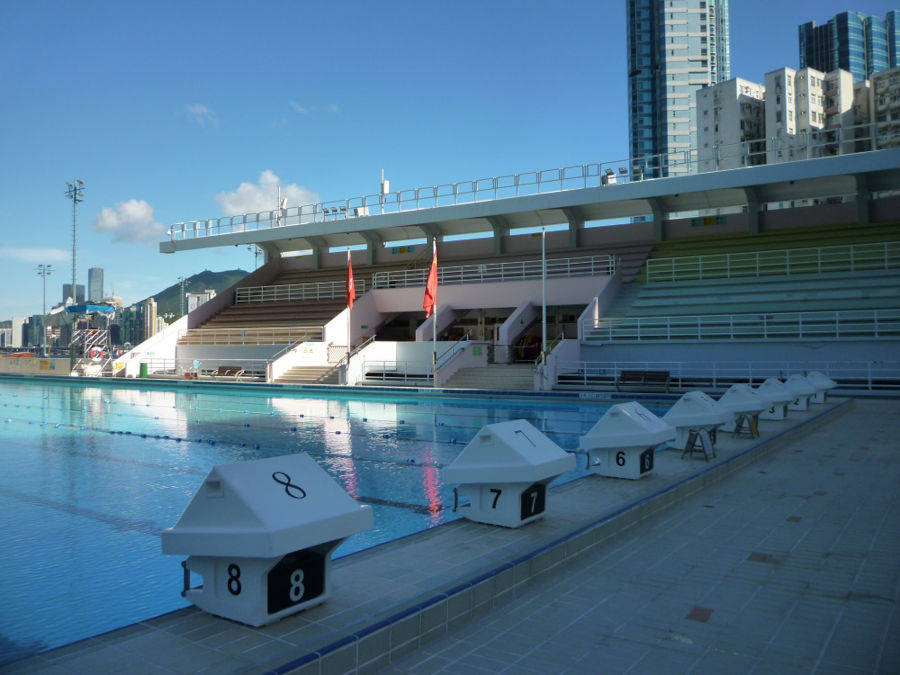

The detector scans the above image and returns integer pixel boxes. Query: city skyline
[0,0,894,320]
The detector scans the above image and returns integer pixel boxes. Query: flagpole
[541,225,547,367]
[432,241,437,386]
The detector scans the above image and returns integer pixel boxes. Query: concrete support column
[743,187,761,234]
[487,216,509,255]
[563,208,585,248]
[647,198,665,241]
[855,173,871,225]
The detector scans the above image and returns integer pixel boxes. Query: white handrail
[646,241,900,283]
[361,360,433,383]
[164,122,896,244]
[235,279,367,303]
[582,308,900,342]
[554,359,900,392]
[373,254,615,289]
[177,326,324,345]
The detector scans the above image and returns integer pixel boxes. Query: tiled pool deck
[6,397,899,674]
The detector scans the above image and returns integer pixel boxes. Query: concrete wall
[369,275,611,314]
[0,357,69,376]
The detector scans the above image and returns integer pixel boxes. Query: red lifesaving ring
[89,347,104,362]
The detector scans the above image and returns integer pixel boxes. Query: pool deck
[6,397,899,674]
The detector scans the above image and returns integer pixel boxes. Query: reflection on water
[0,378,622,666]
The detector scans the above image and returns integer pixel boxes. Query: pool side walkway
[6,398,898,674]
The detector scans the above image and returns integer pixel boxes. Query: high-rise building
[62,283,85,304]
[88,267,104,302]
[627,0,731,178]
[799,11,900,82]
[143,297,158,340]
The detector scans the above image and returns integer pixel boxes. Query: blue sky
[0,0,895,319]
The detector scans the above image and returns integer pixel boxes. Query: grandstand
[115,147,900,393]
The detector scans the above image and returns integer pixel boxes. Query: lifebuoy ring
[89,347,104,362]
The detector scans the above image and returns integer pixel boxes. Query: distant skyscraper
[627,0,731,178]
[88,267,104,302]
[799,11,900,82]
[62,283,85,304]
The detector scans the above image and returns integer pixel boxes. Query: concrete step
[443,365,534,390]
[276,365,341,385]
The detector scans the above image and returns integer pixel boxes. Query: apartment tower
[627,0,731,177]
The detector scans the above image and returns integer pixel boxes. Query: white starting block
[784,374,817,411]
[161,453,373,627]
[580,402,675,480]
[662,391,731,461]
[805,371,838,403]
[717,384,769,437]
[756,378,795,421]
[443,419,575,528]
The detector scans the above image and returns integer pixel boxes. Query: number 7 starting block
[161,453,373,626]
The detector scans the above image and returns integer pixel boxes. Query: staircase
[442,364,534,390]
[275,365,341,385]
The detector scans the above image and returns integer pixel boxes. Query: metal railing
[164,123,898,244]
[554,359,900,393]
[235,279,367,304]
[646,241,900,283]
[372,254,615,289]
[126,357,269,381]
[361,360,433,383]
[177,326,324,345]
[583,308,900,343]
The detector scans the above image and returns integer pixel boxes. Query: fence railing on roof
[645,241,900,283]
[372,254,615,289]
[164,123,897,244]
[582,308,900,343]
[235,279,367,304]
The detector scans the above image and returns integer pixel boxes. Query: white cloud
[0,246,69,263]
[186,103,217,126]
[215,170,319,216]
[329,103,342,114]
[93,199,166,244]
[289,101,309,114]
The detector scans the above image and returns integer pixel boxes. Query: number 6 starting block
[580,402,675,480]
[161,453,373,627]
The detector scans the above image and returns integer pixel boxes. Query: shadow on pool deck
[9,397,890,675]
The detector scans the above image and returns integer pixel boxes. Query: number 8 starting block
[161,453,373,627]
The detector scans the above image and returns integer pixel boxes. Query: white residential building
[697,77,765,171]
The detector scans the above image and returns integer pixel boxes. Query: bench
[615,370,670,392]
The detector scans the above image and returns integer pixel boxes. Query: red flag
[423,240,438,318]
[346,250,356,309]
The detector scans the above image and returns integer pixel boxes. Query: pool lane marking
[0,485,163,536]
[2,417,452,469]
[7,399,600,438]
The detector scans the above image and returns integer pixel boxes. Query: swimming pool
[0,377,648,665]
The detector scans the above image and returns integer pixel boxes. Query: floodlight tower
[64,180,85,303]
[36,264,53,356]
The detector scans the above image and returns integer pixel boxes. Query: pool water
[0,378,650,665]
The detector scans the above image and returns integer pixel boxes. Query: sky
[0,0,895,319]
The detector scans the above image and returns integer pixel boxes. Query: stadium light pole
[36,264,53,356]
[64,180,85,303]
